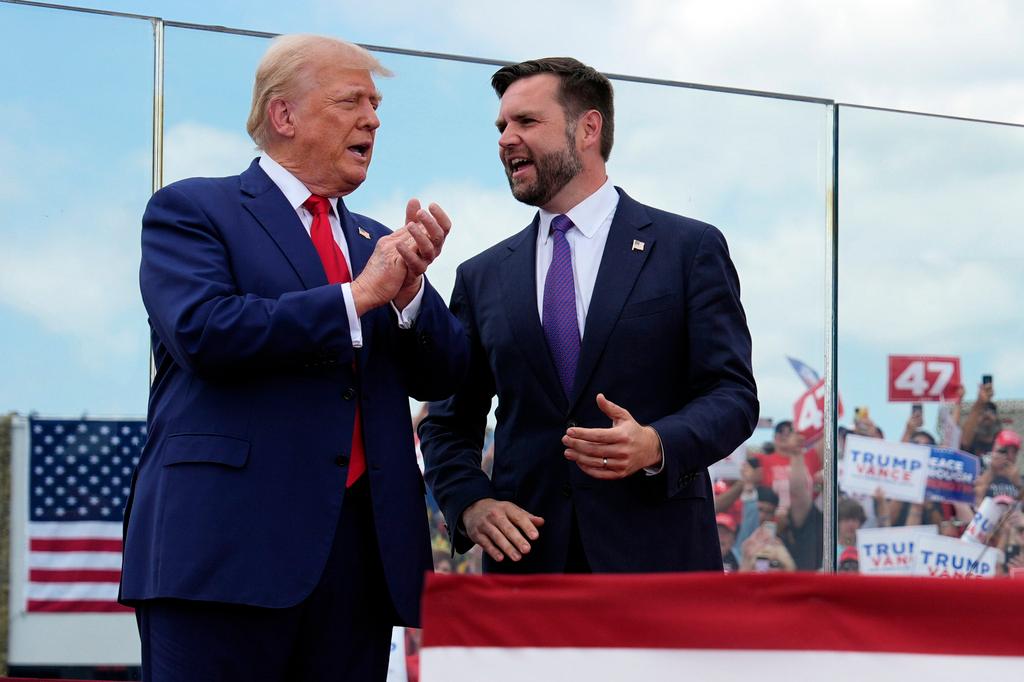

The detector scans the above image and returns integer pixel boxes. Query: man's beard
[506,128,582,207]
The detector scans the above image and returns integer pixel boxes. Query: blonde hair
[246,34,392,149]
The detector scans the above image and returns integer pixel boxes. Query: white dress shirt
[535,177,619,334]
[259,154,423,348]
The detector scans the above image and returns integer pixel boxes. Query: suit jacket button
[343,387,356,400]
[335,454,350,467]
[561,484,572,498]
[566,419,578,429]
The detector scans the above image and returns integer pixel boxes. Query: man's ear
[267,97,297,139]
[578,109,603,153]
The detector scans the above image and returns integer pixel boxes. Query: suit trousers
[136,477,396,682]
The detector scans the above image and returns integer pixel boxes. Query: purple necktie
[543,214,580,397]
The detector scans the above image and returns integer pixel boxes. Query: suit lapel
[336,199,373,280]
[500,217,568,412]
[569,189,653,411]
[239,159,327,290]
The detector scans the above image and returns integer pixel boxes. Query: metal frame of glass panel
[6,0,1024,574]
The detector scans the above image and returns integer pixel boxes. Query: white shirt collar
[259,154,340,216]
[539,177,619,241]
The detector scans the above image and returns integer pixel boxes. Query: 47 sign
[793,379,844,442]
[888,355,961,402]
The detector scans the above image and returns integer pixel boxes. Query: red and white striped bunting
[422,572,1024,681]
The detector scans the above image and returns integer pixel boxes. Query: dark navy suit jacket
[420,189,757,573]
[120,159,468,626]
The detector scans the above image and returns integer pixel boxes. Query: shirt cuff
[390,279,425,329]
[340,283,363,348]
[643,427,666,476]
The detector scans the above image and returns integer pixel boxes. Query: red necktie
[303,195,366,486]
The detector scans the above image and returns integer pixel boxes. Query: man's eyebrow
[331,86,383,103]
[495,110,537,128]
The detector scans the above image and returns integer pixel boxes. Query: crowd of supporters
[415,383,1021,580]
[712,383,1022,575]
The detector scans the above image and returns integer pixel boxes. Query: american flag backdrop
[27,417,144,612]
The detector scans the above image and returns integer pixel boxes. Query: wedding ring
[602,457,608,468]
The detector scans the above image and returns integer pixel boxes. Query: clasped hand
[351,199,451,315]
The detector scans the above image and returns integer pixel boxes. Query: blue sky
[1,0,1022,446]
[29,0,1024,123]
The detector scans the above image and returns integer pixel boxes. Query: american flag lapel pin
[631,239,645,252]
[358,226,371,240]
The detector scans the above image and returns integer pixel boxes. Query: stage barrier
[421,572,1024,681]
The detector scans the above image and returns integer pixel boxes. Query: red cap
[839,546,859,564]
[995,430,1022,450]
[716,513,737,532]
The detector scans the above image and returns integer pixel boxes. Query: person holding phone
[756,421,822,513]
[900,403,933,444]
[739,522,796,572]
[961,377,1000,456]
[776,430,823,570]
[1002,510,1024,575]
[975,429,1022,504]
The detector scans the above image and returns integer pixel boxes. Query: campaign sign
[856,525,937,576]
[708,443,746,481]
[888,355,961,402]
[912,534,1002,579]
[925,447,980,504]
[793,379,843,442]
[841,435,929,503]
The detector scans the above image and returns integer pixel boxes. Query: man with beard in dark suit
[420,57,758,574]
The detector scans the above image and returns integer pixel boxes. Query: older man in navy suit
[121,35,467,681]
[420,57,757,574]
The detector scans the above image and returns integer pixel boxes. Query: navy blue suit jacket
[420,189,757,573]
[120,159,468,626]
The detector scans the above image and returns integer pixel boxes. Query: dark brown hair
[491,57,614,160]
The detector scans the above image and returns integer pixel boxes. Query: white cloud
[0,104,149,365]
[609,1,1024,123]
[991,348,1024,392]
[838,115,1024,353]
[311,0,1024,124]
[356,180,536,301]
[163,121,257,185]
[0,201,146,361]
